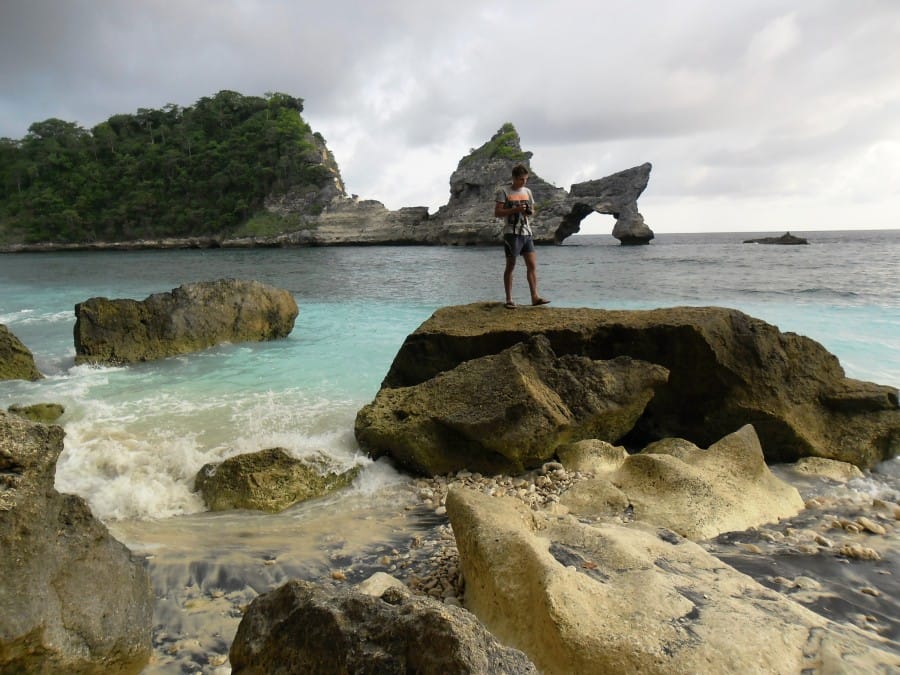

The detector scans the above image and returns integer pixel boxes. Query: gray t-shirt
[495,185,534,236]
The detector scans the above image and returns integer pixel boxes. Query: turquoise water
[1,231,899,521]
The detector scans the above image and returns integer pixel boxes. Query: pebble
[331,570,346,581]
[857,516,887,535]
[814,534,834,548]
[837,544,881,561]
[859,586,882,597]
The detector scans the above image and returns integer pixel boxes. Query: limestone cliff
[251,123,654,247]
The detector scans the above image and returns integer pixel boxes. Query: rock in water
[0,324,43,381]
[229,580,537,674]
[73,278,298,365]
[0,411,152,673]
[194,448,360,512]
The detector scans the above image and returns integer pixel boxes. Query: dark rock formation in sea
[194,448,360,513]
[73,278,298,365]
[229,579,537,674]
[356,335,668,475]
[0,411,153,673]
[743,232,809,245]
[363,303,899,469]
[0,324,43,381]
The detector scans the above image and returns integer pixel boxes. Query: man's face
[512,173,528,189]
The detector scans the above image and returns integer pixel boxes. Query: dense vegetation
[0,91,334,244]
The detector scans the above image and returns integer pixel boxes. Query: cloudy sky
[2,1,898,233]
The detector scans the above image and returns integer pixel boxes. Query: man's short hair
[511,164,529,178]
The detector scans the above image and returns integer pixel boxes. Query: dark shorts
[504,233,536,257]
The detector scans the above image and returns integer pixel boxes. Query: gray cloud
[1,0,898,232]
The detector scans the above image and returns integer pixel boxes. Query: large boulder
[559,425,805,540]
[446,486,900,674]
[194,448,360,512]
[379,303,899,468]
[0,411,152,673]
[0,324,43,381]
[73,278,298,365]
[355,335,668,475]
[229,579,537,674]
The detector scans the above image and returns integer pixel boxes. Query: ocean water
[2,229,899,671]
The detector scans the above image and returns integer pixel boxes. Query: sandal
[531,298,551,306]
[504,302,517,309]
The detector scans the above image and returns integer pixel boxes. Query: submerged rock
[0,324,43,381]
[73,278,298,365]
[375,303,899,469]
[229,579,537,674]
[355,335,668,475]
[743,232,809,245]
[0,411,152,673]
[194,447,360,512]
[446,486,900,674]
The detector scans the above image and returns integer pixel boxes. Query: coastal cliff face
[247,123,654,247]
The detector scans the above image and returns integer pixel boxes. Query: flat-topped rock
[74,278,298,365]
[376,303,899,468]
[743,231,809,245]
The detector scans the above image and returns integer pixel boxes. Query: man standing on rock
[495,164,550,309]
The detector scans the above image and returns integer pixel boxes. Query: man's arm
[495,200,527,218]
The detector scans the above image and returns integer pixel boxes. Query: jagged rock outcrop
[376,303,899,468]
[355,335,668,475]
[0,324,43,381]
[194,448,360,512]
[73,278,298,365]
[559,425,805,540]
[0,411,153,673]
[445,486,900,674]
[229,579,538,674]
[744,232,809,245]
[255,123,653,247]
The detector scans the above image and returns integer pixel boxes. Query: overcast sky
[1,1,898,233]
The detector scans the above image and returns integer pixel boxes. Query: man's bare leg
[504,256,516,306]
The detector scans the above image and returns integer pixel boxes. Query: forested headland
[0,91,336,244]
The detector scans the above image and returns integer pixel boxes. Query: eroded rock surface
[0,411,152,674]
[229,579,537,674]
[0,324,42,381]
[355,335,668,475]
[560,425,805,539]
[378,303,899,468]
[74,278,298,365]
[446,486,900,674]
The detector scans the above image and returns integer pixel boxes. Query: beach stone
[376,303,899,469]
[556,438,628,473]
[0,411,152,673]
[229,579,537,674]
[560,426,805,540]
[7,402,65,423]
[73,278,298,365]
[445,486,900,674]
[355,335,668,475]
[194,448,360,513]
[0,324,42,381]
[789,456,865,482]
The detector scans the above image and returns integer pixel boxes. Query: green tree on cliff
[0,91,334,244]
